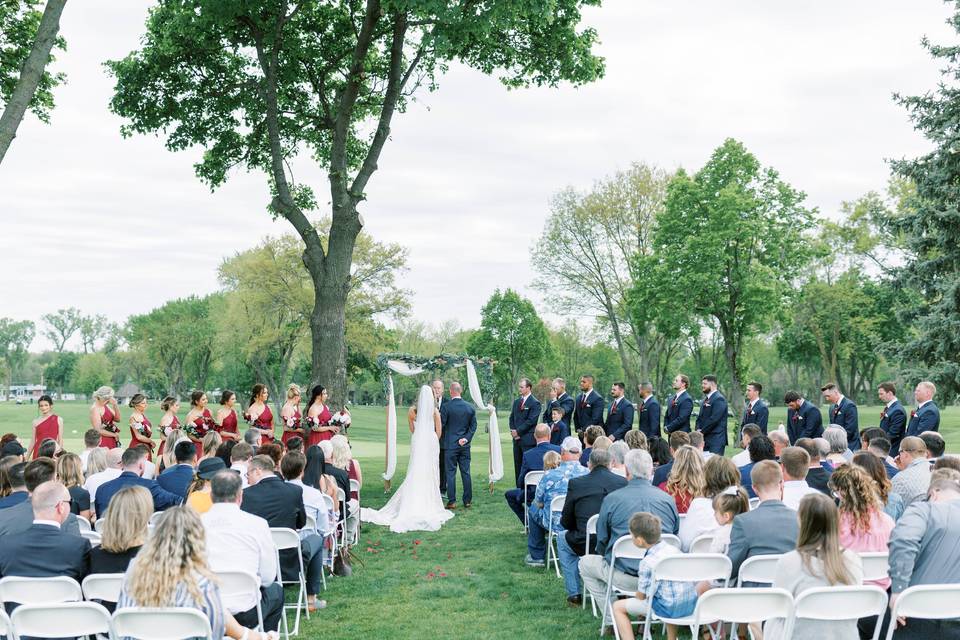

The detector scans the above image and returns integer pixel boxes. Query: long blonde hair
[202,431,222,458]
[85,448,108,478]
[126,506,215,607]
[56,453,85,489]
[102,485,152,553]
[665,445,706,498]
[330,434,352,470]
[796,493,856,585]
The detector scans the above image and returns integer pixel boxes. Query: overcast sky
[2,0,953,351]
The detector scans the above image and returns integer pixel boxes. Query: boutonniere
[910,410,917,419]
[793,414,803,422]
[704,402,711,408]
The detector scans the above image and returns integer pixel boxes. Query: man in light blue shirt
[525,436,588,567]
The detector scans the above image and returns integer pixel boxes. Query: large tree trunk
[721,329,744,412]
[0,0,67,163]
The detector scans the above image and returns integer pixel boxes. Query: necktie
[519,396,525,411]
[611,400,618,414]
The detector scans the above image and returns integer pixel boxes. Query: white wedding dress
[360,385,454,533]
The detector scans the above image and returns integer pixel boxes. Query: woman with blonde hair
[658,445,705,514]
[90,386,121,449]
[159,429,184,473]
[85,447,108,478]
[623,430,648,451]
[57,453,92,522]
[331,434,361,542]
[116,506,276,640]
[201,431,223,462]
[680,455,740,551]
[127,394,155,460]
[91,485,152,577]
[280,383,305,446]
[156,396,181,462]
[542,450,561,472]
[829,464,894,589]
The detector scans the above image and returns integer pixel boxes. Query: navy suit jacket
[880,400,908,456]
[559,467,627,554]
[542,393,575,428]
[663,391,693,433]
[604,397,635,441]
[440,397,477,450]
[157,463,195,499]
[741,400,769,434]
[509,394,541,447]
[95,471,182,516]
[636,396,661,439]
[695,392,729,452]
[573,390,604,434]
[829,397,860,449]
[787,400,823,443]
[652,460,673,487]
[241,475,306,579]
[516,442,562,489]
[906,402,940,438]
[0,523,91,583]
[547,420,570,446]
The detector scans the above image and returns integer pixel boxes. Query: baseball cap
[561,436,582,454]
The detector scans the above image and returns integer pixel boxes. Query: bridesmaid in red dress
[127,393,156,461]
[156,396,181,462]
[215,390,240,442]
[305,385,336,448]
[29,395,63,459]
[245,384,275,443]
[90,386,121,449]
[185,391,214,459]
[280,384,305,446]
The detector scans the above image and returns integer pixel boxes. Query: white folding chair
[82,573,124,605]
[660,534,682,550]
[80,530,102,546]
[583,513,600,614]
[216,570,264,632]
[0,609,9,638]
[303,514,318,535]
[859,551,890,583]
[737,554,781,586]
[112,607,213,639]
[0,576,82,605]
[689,534,714,553]
[271,527,309,638]
[93,517,107,533]
[335,487,348,549]
[76,517,92,533]
[545,494,566,577]
[148,511,165,526]
[690,588,795,640]
[600,535,647,635]
[320,492,339,586]
[884,584,960,640]
[522,471,544,532]
[348,479,361,545]
[11,601,112,639]
[795,586,888,640]
[635,554,732,640]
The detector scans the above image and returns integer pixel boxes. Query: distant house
[1,384,47,402]
[117,383,142,404]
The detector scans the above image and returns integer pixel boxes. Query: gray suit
[0,498,81,538]
[726,499,798,581]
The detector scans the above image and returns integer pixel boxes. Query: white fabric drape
[466,359,504,484]
[383,375,397,481]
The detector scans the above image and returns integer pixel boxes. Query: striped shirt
[117,564,224,640]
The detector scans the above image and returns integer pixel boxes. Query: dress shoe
[445,501,457,509]
[463,502,472,509]
[566,595,583,607]
[524,554,545,567]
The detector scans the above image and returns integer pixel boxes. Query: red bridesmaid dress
[306,404,333,448]
[129,417,155,461]
[156,415,180,459]
[253,405,274,442]
[218,409,238,440]
[281,408,303,445]
[31,414,59,459]
[99,405,121,449]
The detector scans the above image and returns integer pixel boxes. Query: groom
[440,382,477,509]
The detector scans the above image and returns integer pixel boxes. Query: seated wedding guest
[201,431,223,462]
[241,455,325,613]
[580,425,606,467]
[0,458,81,536]
[318,440,351,525]
[0,456,19,498]
[36,438,58,459]
[90,486,151,592]
[657,445,704,514]
[795,437,832,495]
[303,445,340,526]
[157,441,198,499]
[824,426,852,467]
[78,428,102,469]
[652,431,691,486]
[920,431,946,462]
[244,428,262,448]
[780,446,819,510]
[0,462,27,509]
[592,435,613,452]
[57,452,92,521]
[204,471,285,631]
[230,442,254,488]
[892,436,931,507]
[731,424,762,468]
[285,435,305,455]
[867,436,900,478]
[0,440,26,463]
[887,469,960,639]
[852,451,904,521]
[608,441,629,477]
[648,436,672,468]
[612,513,698,640]
[85,448,123,507]
[506,424,563,523]
[829,464,894,590]
[0,480,91,582]
[216,439,236,469]
[557,449,626,606]
[84,447,107,478]
[727,460,799,581]
[136,443,157,480]
[623,430,647,451]
[581,449,678,631]
[526,438,588,568]
[158,429,184,473]
[694,486,752,596]
[764,493,863,640]
[331,434,361,540]
[688,431,713,461]
[768,429,790,459]
[282,451,331,542]
[187,457,227,514]
[680,455,741,551]
[740,435,777,498]
[934,456,960,473]
[117,506,277,640]
[859,426,886,454]
[95,447,182,516]
[258,442,283,470]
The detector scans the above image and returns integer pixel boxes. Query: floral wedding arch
[375,353,503,490]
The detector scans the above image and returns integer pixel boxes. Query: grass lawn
[0,400,957,639]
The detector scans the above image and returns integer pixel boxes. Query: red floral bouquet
[306,415,324,432]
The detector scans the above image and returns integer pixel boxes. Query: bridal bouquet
[243,412,255,427]
[102,418,120,435]
[305,415,324,432]
[285,416,302,430]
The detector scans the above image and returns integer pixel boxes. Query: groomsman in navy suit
[573,375,604,439]
[878,382,908,456]
[509,378,542,486]
[635,382,661,440]
[742,381,769,434]
[663,374,693,434]
[546,406,570,446]
[603,382,635,441]
[821,382,860,451]
[440,382,477,509]
[542,378,575,431]
[695,375,729,455]
[785,391,823,443]
[906,380,941,437]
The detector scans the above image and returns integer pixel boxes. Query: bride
[360,385,454,533]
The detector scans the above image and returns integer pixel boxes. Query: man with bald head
[504,424,561,524]
[440,381,477,509]
[0,480,91,581]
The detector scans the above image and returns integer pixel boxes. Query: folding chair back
[82,573,124,604]
[270,527,309,636]
[349,479,360,495]
[11,601,112,639]
[304,513,318,534]
[148,511,165,526]
[81,530,102,546]
[795,586,888,628]
[886,583,960,640]
[737,553,781,585]
[689,533,714,553]
[859,552,889,583]
[584,513,599,553]
[693,587,794,631]
[0,576,82,605]
[76,517,92,533]
[653,553,732,584]
[271,526,302,552]
[522,471,544,530]
[215,570,263,631]
[549,494,565,514]
[0,609,8,637]
[660,533,682,549]
[94,517,107,533]
[112,607,213,640]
